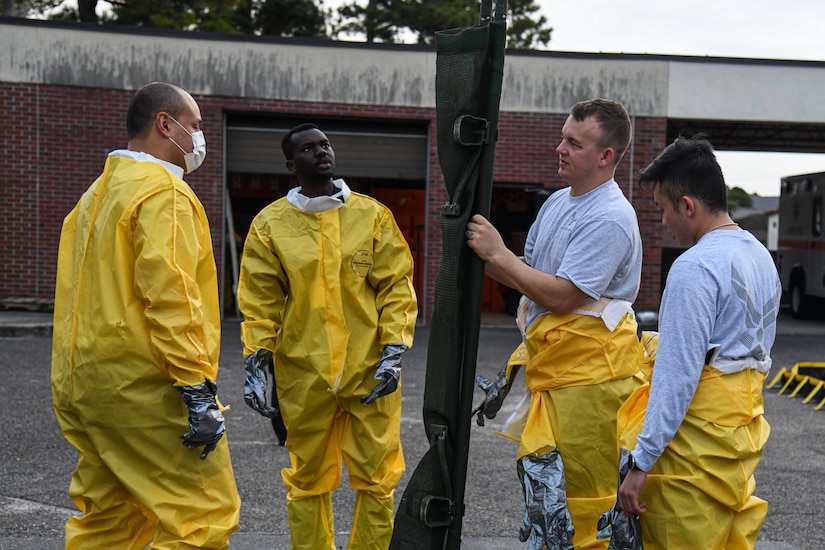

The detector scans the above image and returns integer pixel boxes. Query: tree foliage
[336,0,552,48]
[506,0,551,49]
[107,0,326,37]
[25,0,327,37]
[727,186,754,212]
[13,0,551,49]
[1,0,63,18]
[244,0,326,37]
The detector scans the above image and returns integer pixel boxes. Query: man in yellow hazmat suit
[51,82,240,549]
[466,98,643,549]
[237,123,418,549]
[617,136,781,549]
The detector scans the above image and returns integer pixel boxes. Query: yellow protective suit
[502,311,641,549]
[51,154,240,549]
[618,364,770,549]
[637,330,659,382]
[237,189,417,549]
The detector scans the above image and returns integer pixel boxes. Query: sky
[538,0,825,196]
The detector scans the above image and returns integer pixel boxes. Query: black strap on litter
[389,1,507,548]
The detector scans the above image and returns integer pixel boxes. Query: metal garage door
[226,118,428,179]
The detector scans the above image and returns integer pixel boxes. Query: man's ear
[681,195,697,217]
[156,112,172,137]
[599,147,615,168]
[285,160,296,174]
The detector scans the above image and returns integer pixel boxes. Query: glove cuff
[382,343,408,358]
[376,343,407,377]
[176,381,217,405]
[245,348,273,371]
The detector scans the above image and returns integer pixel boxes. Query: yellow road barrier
[767,362,825,410]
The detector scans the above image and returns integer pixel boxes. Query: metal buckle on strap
[419,424,456,527]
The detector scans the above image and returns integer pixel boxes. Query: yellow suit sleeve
[368,209,418,349]
[133,188,215,387]
[237,221,287,357]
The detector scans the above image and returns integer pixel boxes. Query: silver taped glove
[596,449,643,549]
[472,363,522,426]
[243,348,278,418]
[361,343,406,404]
[176,381,225,460]
[517,450,575,550]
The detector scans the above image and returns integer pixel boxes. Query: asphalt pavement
[1,308,824,549]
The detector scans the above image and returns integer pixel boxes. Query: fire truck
[776,171,825,318]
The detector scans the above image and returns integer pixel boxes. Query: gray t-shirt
[632,228,782,471]
[523,179,642,330]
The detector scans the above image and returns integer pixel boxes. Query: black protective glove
[176,381,225,460]
[243,348,278,418]
[361,344,407,404]
[472,363,522,426]
[517,451,576,550]
[596,449,643,550]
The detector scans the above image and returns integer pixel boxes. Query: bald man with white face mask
[51,81,240,549]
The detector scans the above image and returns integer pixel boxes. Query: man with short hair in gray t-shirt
[467,98,643,549]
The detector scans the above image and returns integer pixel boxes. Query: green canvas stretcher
[389,1,507,548]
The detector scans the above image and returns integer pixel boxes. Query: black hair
[281,123,320,160]
[639,134,727,213]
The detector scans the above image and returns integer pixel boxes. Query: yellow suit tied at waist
[619,364,771,549]
[504,310,641,458]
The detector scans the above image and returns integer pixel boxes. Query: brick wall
[1,83,40,300]
[631,116,669,309]
[1,84,132,301]
[0,81,665,320]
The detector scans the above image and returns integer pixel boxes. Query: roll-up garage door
[226,121,428,180]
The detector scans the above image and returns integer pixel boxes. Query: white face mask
[168,116,207,174]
